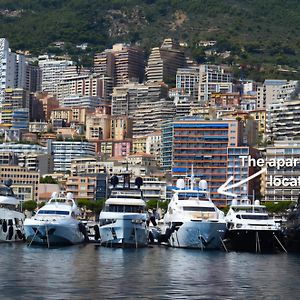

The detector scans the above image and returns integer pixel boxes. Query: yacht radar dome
[176,179,185,189]
[4,179,12,187]
[199,180,208,191]
[231,198,238,206]
[254,200,260,206]
[110,175,119,188]
[66,192,74,200]
[135,177,143,188]
[51,192,58,199]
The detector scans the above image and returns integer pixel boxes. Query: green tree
[40,176,58,184]
[22,200,37,212]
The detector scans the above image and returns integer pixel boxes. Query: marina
[0,243,300,299]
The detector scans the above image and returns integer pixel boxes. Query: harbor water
[0,243,300,299]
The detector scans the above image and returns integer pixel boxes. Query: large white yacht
[160,175,227,249]
[99,174,148,248]
[0,180,24,242]
[24,192,86,247]
[225,198,283,252]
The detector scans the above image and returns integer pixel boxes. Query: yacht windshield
[178,193,208,201]
[0,186,14,197]
[241,214,269,220]
[105,204,144,213]
[183,207,215,212]
[38,210,70,216]
[233,207,267,213]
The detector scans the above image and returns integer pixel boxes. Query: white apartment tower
[257,79,298,109]
[39,55,73,95]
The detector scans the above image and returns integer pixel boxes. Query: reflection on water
[0,243,299,299]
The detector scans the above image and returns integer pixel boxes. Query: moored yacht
[99,174,148,248]
[225,198,284,252]
[24,192,86,247]
[159,175,227,249]
[0,180,24,242]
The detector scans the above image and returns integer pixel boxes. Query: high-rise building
[0,38,27,109]
[94,43,144,87]
[146,38,186,84]
[265,140,300,202]
[162,118,245,205]
[198,65,233,103]
[176,67,199,99]
[38,55,73,95]
[266,97,300,142]
[1,88,30,127]
[25,64,42,93]
[257,79,298,109]
[57,73,112,101]
[112,82,168,116]
[47,140,96,173]
[132,98,175,137]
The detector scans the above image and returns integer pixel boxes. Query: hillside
[0,0,299,79]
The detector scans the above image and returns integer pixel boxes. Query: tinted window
[183,207,215,212]
[38,210,70,216]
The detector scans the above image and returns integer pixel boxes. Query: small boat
[159,173,227,250]
[225,198,285,252]
[99,173,148,248]
[0,180,24,242]
[24,192,87,247]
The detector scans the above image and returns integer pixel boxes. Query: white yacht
[99,174,148,248]
[24,192,86,247]
[160,176,227,249]
[225,198,283,252]
[0,180,24,242]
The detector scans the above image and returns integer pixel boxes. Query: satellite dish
[231,198,238,206]
[4,179,12,187]
[66,192,74,200]
[254,200,260,206]
[135,177,143,188]
[110,175,119,188]
[176,179,185,189]
[199,180,208,190]
[51,192,58,199]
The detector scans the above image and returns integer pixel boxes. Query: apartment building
[39,55,73,94]
[132,98,175,137]
[257,79,298,109]
[94,43,144,86]
[265,141,300,202]
[266,97,300,142]
[1,88,30,127]
[111,82,168,116]
[162,118,244,205]
[57,74,112,101]
[47,140,96,173]
[146,38,186,84]
[0,165,39,202]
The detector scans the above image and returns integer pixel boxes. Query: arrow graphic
[217,167,267,198]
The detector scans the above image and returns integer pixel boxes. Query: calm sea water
[0,243,299,300]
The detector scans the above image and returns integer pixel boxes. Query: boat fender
[148,231,154,243]
[78,223,89,242]
[8,225,14,240]
[165,228,173,239]
[94,225,100,241]
[2,220,7,233]
[16,229,23,240]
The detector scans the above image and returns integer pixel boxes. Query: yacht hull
[225,229,283,252]
[100,216,148,248]
[0,209,24,242]
[24,220,85,246]
[163,221,227,249]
